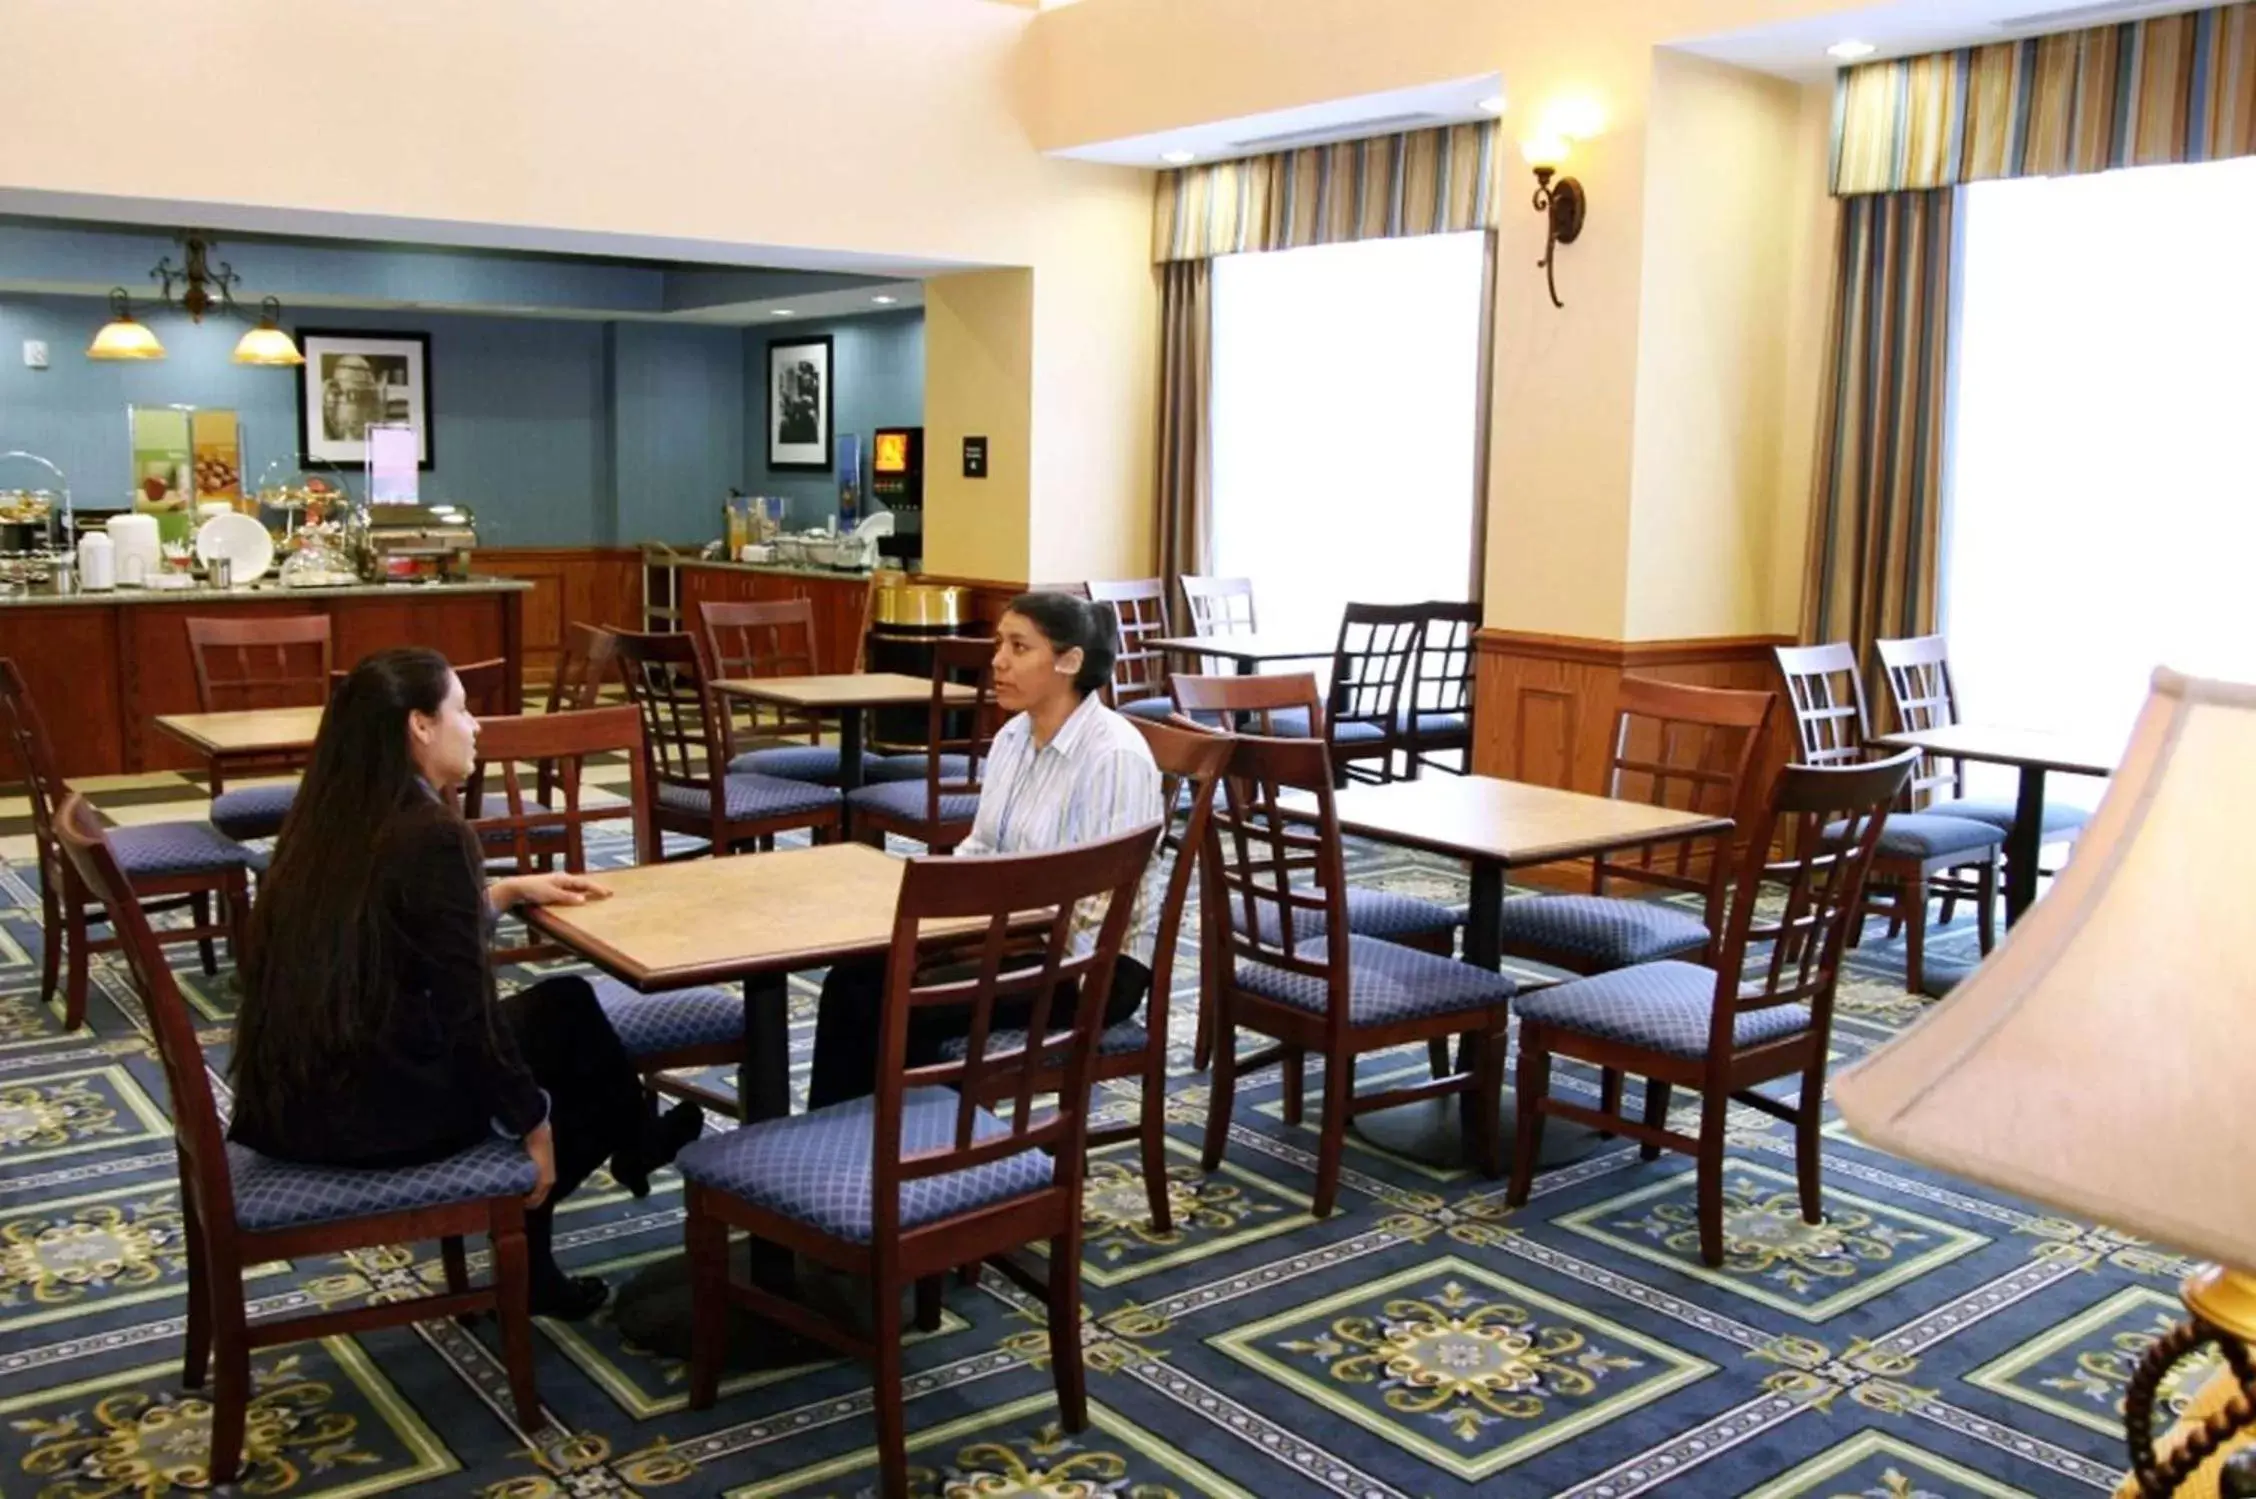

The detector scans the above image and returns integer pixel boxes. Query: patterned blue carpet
[0,823,2189,1498]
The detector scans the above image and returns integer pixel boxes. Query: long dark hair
[1005,591,1119,697]
[230,647,490,1131]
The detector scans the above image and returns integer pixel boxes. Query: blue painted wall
[0,292,922,547]
[745,309,925,529]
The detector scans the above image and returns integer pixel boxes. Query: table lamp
[1834,669,2256,1499]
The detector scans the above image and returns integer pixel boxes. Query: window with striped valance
[1831,1,2255,195]
[1152,121,1501,263]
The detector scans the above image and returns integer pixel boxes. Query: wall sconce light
[1522,135,1586,309]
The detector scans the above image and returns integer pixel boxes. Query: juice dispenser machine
[868,427,923,569]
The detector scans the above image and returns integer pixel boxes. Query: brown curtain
[1153,259,1212,614]
[1801,188,1956,673]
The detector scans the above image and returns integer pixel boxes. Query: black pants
[497,974,649,1286]
[809,953,1150,1109]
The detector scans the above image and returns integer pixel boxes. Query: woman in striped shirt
[808,592,1165,1106]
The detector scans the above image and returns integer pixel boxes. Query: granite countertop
[664,556,876,582]
[0,576,534,608]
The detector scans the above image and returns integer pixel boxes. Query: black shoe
[610,1102,706,1199]
[529,1273,610,1321]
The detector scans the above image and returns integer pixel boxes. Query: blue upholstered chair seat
[1245,886,1463,946]
[656,773,839,823]
[108,821,254,878]
[675,1087,1051,1244]
[1495,894,1711,969]
[1921,796,2090,838]
[1397,709,1470,740]
[845,780,981,824]
[1117,696,1177,722]
[1513,959,1810,1060]
[227,1137,538,1233]
[210,783,297,840]
[1236,933,1515,1026]
[727,744,877,786]
[1330,719,1388,747]
[591,975,742,1058]
[1823,811,2002,859]
[867,754,975,784]
[936,1019,1151,1063]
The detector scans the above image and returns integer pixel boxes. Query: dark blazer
[228,796,545,1166]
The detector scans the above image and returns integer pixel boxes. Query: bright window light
[1944,158,2256,803]
[1209,232,1485,646]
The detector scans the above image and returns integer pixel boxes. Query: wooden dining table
[1312,774,1734,1170]
[1149,633,1337,676]
[1873,722,2115,925]
[712,672,972,795]
[524,841,986,1357]
[153,705,323,778]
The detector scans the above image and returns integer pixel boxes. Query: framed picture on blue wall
[295,329,433,470]
[766,334,832,472]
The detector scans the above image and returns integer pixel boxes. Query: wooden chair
[1088,577,1176,723]
[0,659,251,1031]
[1170,671,1463,1078]
[942,715,1229,1231]
[1180,574,1257,636]
[699,598,865,786]
[1874,633,2088,894]
[844,637,994,852]
[609,629,841,858]
[1774,643,2000,993]
[1401,601,1479,777]
[1506,750,1919,1265]
[1327,602,1422,785]
[51,792,541,1484]
[1198,733,1513,1216]
[466,707,749,1116]
[185,614,332,840]
[545,622,620,714]
[679,822,1164,1499]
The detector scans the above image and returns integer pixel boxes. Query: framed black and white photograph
[766,334,832,472]
[295,329,433,469]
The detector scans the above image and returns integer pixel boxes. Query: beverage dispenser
[868,427,923,569]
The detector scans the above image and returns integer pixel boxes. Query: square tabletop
[153,706,325,757]
[712,672,974,710]
[1317,774,1733,869]
[1874,723,2116,778]
[1149,634,1337,666]
[525,842,984,991]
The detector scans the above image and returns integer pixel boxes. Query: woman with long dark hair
[807,592,1165,1105]
[229,647,700,1319]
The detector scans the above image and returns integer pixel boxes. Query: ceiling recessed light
[872,295,898,305]
[1476,94,1507,115]
[770,308,794,317]
[1827,38,1877,59]
[1160,149,1196,166]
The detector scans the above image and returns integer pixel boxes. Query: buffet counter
[0,577,530,777]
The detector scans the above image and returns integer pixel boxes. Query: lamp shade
[1834,669,2256,1271]
[87,316,165,361]
[232,323,304,367]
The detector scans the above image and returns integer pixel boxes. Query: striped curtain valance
[1152,121,1501,263]
[1831,1,2256,194]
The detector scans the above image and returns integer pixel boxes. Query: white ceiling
[1049,74,1505,168]
[1673,0,2214,81]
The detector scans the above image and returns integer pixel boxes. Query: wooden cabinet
[675,564,870,676]
[475,547,641,681]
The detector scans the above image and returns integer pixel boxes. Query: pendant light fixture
[86,288,166,361]
[231,297,306,367]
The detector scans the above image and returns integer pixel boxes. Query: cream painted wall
[1767,82,1845,637]
[924,270,1036,582]
[1620,52,1806,642]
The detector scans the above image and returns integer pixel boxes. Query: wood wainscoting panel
[476,547,641,680]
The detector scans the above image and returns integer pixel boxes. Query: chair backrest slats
[185,615,334,713]
[1180,575,1257,637]
[1330,603,1422,740]
[466,706,652,869]
[545,623,620,716]
[1409,600,1479,726]
[872,823,1163,1243]
[1773,642,1872,769]
[701,599,824,750]
[1874,634,1965,809]
[610,629,725,790]
[1703,750,1918,1059]
[1088,578,1171,708]
[1204,734,1348,999]
[1595,677,1777,928]
[913,637,998,827]
[0,659,68,892]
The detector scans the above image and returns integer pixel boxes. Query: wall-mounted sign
[963,435,988,480]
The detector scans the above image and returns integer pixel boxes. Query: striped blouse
[959,691,1166,962]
